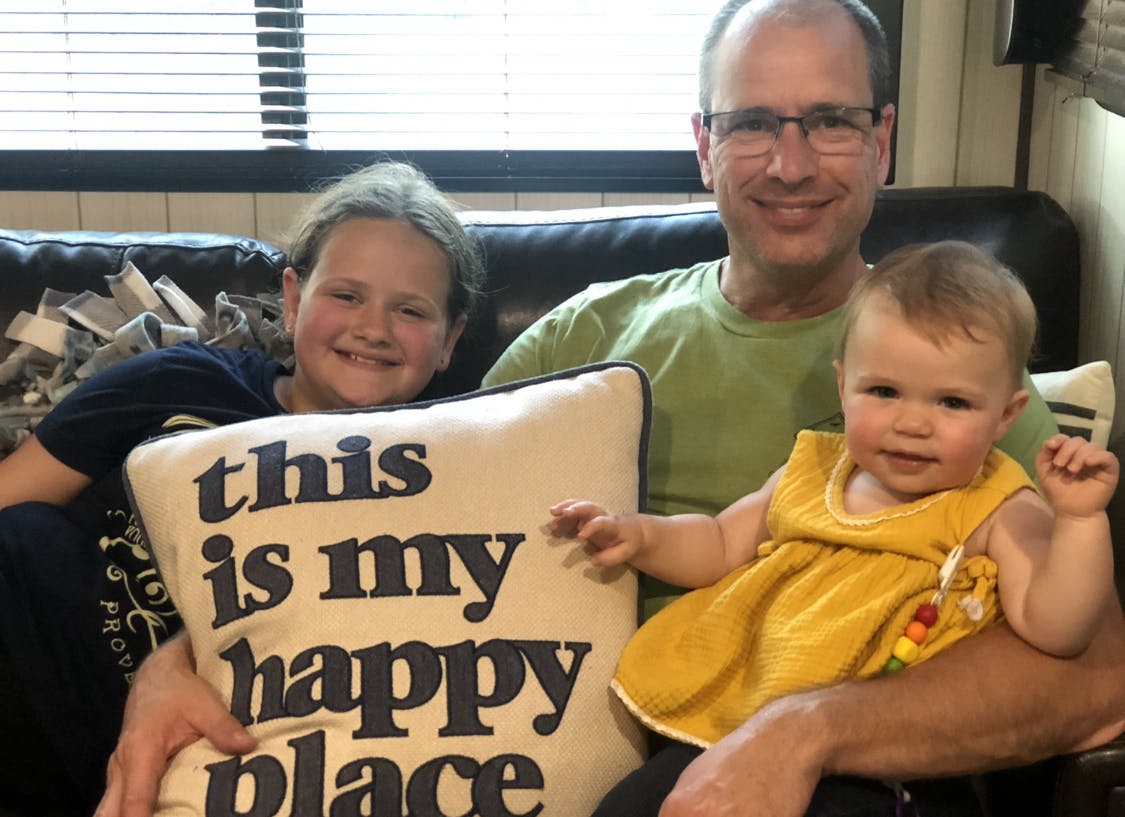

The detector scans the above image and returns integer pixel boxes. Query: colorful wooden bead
[892,636,921,663]
[905,620,928,644]
[883,657,906,673]
[915,604,938,626]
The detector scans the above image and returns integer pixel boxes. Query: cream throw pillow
[124,362,650,817]
[1031,360,1116,448]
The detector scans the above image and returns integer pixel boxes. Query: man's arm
[661,605,1125,817]
[482,286,606,389]
[814,607,1125,774]
[95,631,256,817]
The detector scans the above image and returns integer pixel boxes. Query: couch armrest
[1053,735,1125,817]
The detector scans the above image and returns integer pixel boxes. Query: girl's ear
[833,359,846,400]
[436,313,469,372]
[993,388,1031,441]
[282,267,302,335]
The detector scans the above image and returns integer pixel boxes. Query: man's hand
[659,696,825,817]
[94,633,256,817]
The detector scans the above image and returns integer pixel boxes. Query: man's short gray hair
[698,0,892,113]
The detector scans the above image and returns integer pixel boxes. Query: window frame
[0,148,707,193]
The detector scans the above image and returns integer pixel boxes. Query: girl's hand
[1036,434,1120,518]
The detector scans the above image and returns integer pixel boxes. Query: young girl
[551,240,1118,814]
[0,160,485,816]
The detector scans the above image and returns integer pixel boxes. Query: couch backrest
[0,185,1079,400]
[451,185,1079,397]
[0,230,285,360]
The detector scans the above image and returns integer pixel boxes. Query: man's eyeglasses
[701,106,882,156]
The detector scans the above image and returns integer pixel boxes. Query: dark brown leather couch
[0,185,1119,817]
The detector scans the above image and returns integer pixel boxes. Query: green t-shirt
[482,259,1058,613]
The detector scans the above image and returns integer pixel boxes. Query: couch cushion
[1031,361,1116,447]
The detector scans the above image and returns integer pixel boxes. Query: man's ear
[994,388,1031,441]
[874,103,896,186]
[692,112,715,190]
[282,267,302,335]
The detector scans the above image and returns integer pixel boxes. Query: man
[98,2,1125,816]
[481,1,1125,816]
[485,0,1055,614]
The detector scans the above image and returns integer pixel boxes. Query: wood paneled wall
[1028,75,1125,443]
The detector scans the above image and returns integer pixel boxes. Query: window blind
[1050,0,1125,116]
[0,2,265,149]
[0,0,902,192]
[0,1,709,152]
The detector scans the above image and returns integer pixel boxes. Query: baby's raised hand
[1036,434,1120,518]
[548,499,643,566]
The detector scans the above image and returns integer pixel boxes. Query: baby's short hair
[838,240,1037,387]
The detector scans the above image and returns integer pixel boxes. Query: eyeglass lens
[707,108,877,155]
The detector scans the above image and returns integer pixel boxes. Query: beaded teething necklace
[882,545,964,673]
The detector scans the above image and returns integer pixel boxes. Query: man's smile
[752,196,833,226]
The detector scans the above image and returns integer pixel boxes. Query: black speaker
[993,0,1083,65]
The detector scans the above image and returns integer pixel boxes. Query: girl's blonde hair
[285,161,485,326]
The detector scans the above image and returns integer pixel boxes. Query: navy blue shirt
[37,341,286,535]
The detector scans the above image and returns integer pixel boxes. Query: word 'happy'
[221,636,590,738]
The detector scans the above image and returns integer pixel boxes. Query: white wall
[1027,75,1125,443]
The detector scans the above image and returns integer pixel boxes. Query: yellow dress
[613,430,1034,748]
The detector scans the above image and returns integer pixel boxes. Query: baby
[552,240,1118,755]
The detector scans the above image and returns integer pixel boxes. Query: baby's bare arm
[989,435,1119,656]
[550,500,738,586]
[549,466,782,588]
